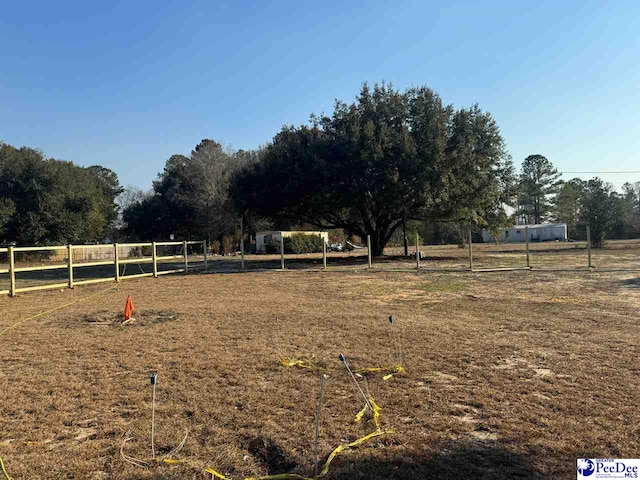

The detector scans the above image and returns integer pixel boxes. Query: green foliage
[283,233,323,254]
[0,141,122,245]
[123,140,258,245]
[231,82,513,256]
[518,154,561,224]
[553,179,586,238]
[579,178,617,248]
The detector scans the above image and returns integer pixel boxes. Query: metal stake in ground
[338,353,372,412]
[150,373,158,460]
[314,374,327,476]
[388,315,404,366]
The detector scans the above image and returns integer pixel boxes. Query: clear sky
[1,0,639,190]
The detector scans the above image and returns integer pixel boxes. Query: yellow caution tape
[317,429,392,477]
[0,455,12,480]
[245,474,315,480]
[354,396,382,430]
[279,358,328,373]
[280,359,404,379]
[354,364,405,380]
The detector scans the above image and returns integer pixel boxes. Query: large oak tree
[232,83,514,255]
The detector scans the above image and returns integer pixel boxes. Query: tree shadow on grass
[330,440,547,480]
[620,277,640,289]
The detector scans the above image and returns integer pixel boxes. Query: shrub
[283,233,323,254]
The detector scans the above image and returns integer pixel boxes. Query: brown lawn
[1,255,639,479]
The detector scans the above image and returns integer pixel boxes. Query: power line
[559,171,640,174]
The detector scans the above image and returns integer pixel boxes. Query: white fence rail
[1,240,207,297]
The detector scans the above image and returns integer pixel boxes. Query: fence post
[114,243,120,282]
[68,244,74,289]
[367,235,372,269]
[416,233,420,270]
[8,246,16,297]
[280,235,285,270]
[322,239,327,270]
[468,230,473,271]
[183,241,189,273]
[525,226,530,268]
[240,218,245,269]
[586,225,592,268]
[152,242,158,277]
[203,240,208,271]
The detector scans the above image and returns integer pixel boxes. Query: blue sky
[1,0,639,190]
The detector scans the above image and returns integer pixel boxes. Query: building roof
[256,230,327,235]
[508,223,566,229]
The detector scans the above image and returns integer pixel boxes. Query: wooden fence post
[203,240,208,271]
[240,218,245,269]
[280,235,285,270]
[586,225,592,268]
[468,230,473,271]
[114,243,120,282]
[416,233,420,270]
[68,244,74,289]
[525,226,530,268]
[183,241,189,273]
[323,239,327,270]
[367,235,372,269]
[8,246,16,297]
[152,242,158,277]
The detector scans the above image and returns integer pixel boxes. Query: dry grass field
[1,246,640,479]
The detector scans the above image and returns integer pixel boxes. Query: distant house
[255,231,329,253]
[482,223,567,243]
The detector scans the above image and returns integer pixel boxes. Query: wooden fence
[0,241,206,297]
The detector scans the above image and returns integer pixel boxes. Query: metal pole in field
[8,246,15,297]
[313,374,327,476]
[280,235,285,270]
[114,243,120,282]
[586,225,592,268]
[152,242,158,277]
[183,241,188,273]
[525,226,530,268]
[203,240,208,271]
[322,239,327,270]
[468,230,473,271]
[150,373,158,460]
[240,218,245,269]
[367,235,372,269]
[67,244,74,289]
[416,233,420,270]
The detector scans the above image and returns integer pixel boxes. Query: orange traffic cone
[124,295,134,321]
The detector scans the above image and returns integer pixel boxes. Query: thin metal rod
[151,381,156,460]
[313,374,327,476]
[367,235,372,269]
[339,354,372,411]
[416,233,420,270]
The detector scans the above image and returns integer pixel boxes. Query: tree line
[2,83,638,251]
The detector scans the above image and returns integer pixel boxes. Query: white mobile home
[482,223,567,243]
[255,231,329,253]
